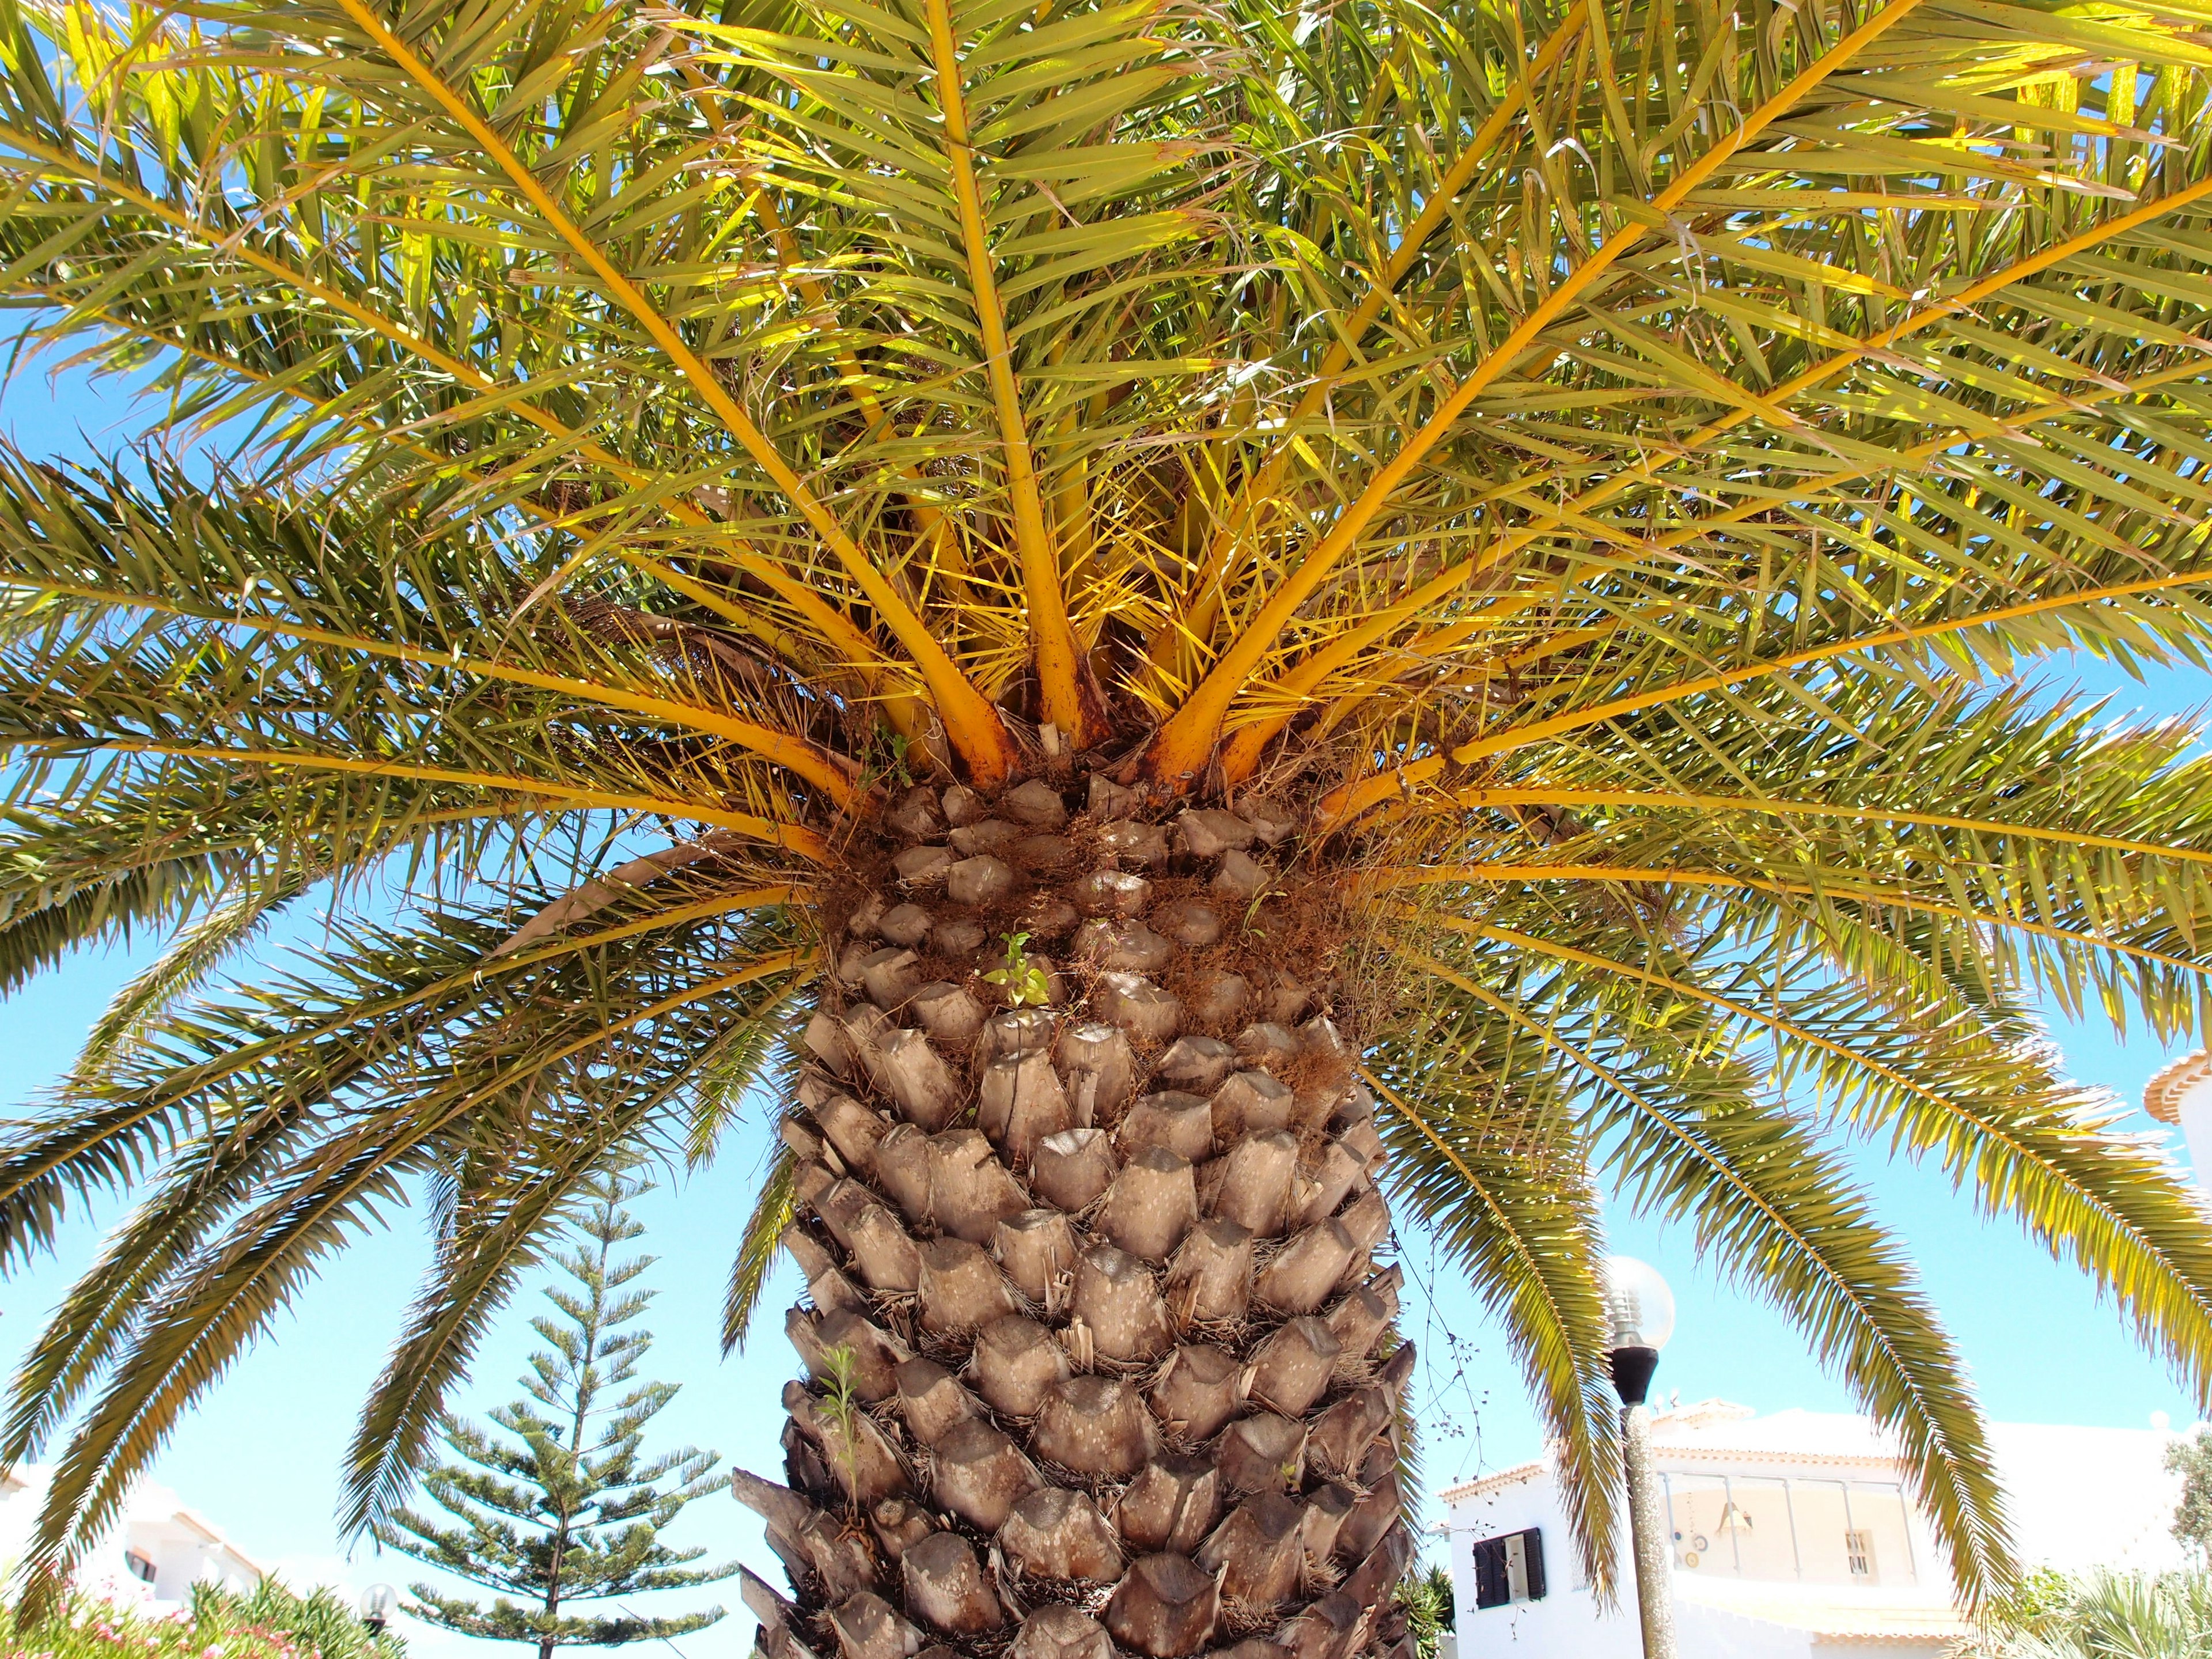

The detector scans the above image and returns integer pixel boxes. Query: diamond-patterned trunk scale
[743,771,1416,1659]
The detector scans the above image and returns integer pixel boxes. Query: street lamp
[1604,1255,1677,1659]
[359,1584,398,1637]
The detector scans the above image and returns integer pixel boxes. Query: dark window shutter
[1472,1537,1508,1609]
[1521,1528,1547,1601]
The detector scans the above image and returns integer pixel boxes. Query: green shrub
[1397,1563,1456,1659]
[0,1580,406,1659]
[1965,1568,2212,1657]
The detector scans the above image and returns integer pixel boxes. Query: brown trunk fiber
[742,775,1415,1659]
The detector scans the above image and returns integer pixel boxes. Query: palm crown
[3,0,2212,1627]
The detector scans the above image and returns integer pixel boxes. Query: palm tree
[5,0,2212,1649]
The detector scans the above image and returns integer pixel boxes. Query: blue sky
[4,353,2211,1659]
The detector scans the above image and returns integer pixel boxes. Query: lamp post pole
[1603,1257,1679,1659]
[1609,1345,1677,1659]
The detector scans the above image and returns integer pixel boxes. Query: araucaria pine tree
[375,1176,734,1659]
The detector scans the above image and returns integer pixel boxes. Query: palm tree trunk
[740,775,1417,1659]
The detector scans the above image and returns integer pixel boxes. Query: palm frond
[11,0,2212,1608]
[1359,1060,1620,1598]
[722,1145,798,1357]
[1389,940,2015,1601]
[15,910,810,1599]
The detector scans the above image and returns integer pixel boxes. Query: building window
[1471,1528,1546,1609]
[1845,1529,1874,1580]
[124,1552,156,1585]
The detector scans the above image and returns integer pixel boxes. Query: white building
[0,1463,264,1611]
[1440,1399,2187,1657]
[2146,1050,2212,1177]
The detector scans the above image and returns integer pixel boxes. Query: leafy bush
[1396,1564,1456,1659]
[2168,1429,2212,1562]
[1965,1568,2212,1657]
[0,1580,405,1659]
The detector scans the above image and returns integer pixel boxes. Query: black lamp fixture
[1603,1252,1677,1397]
[359,1584,398,1637]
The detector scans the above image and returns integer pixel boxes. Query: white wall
[0,1469,261,1612]
[1443,1411,2184,1659]
[1990,1422,2186,1577]
[2172,1087,2212,1181]
[1448,1471,1644,1659]
[141,1525,259,1602]
[1675,1601,1814,1658]
[1444,1482,1869,1658]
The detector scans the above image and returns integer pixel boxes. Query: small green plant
[817,1343,865,1516]
[878,730,916,790]
[853,721,917,793]
[195,1581,412,1659]
[1981,1566,2076,1636]
[983,932,1051,1006]
[1241,887,1272,939]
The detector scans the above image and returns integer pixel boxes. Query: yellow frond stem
[1352,862,1760,891]
[1319,567,2212,828]
[1395,911,1967,1105]
[1214,585,1543,781]
[34,743,830,861]
[921,0,1100,748]
[1212,9,2212,789]
[23,582,861,809]
[1385,873,2212,980]
[1,886,816,1200]
[1375,791,2212,874]
[482,884,815,974]
[13,187,949,759]
[1153,0,1594,671]
[1385,933,2185,1336]
[1285,346,2212,758]
[684,63,971,622]
[1143,0,1930,786]
[5,133,593,459]
[334,0,1015,786]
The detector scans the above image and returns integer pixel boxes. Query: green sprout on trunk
[983,931,1051,1007]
